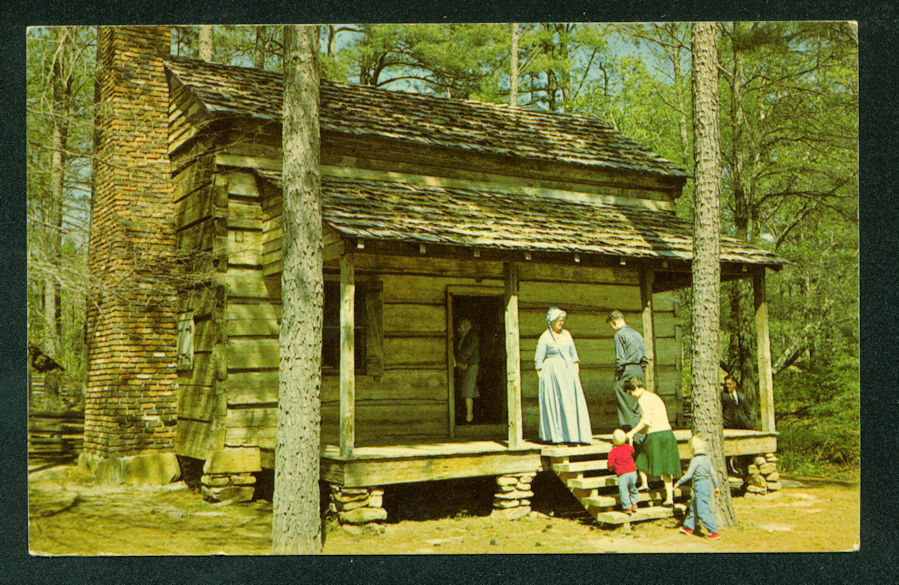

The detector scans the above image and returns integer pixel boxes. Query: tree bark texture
[198,25,214,62]
[510,23,519,108]
[671,41,691,169]
[255,26,267,69]
[272,24,323,555]
[690,22,737,529]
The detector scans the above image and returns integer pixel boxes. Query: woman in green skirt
[624,375,681,506]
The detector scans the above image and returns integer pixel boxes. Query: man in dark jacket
[721,375,753,430]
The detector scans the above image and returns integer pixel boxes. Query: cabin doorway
[449,293,507,432]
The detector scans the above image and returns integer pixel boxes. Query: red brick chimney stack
[84,26,179,467]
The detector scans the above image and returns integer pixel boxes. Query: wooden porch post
[639,268,657,392]
[503,262,523,449]
[754,271,776,432]
[340,252,355,457]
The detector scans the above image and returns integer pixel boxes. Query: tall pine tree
[690,21,736,528]
[272,24,323,554]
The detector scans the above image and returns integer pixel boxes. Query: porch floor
[319,429,777,488]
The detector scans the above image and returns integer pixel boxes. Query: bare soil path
[28,463,859,555]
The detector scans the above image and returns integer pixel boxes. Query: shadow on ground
[380,472,591,523]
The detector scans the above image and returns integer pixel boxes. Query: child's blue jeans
[683,477,718,533]
[617,471,639,510]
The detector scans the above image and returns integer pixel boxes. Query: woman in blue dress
[535,307,593,444]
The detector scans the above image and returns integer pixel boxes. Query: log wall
[171,135,230,460]
[168,111,684,467]
[516,278,680,433]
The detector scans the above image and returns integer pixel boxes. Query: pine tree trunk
[672,43,691,169]
[690,21,737,529]
[272,24,323,555]
[510,23,519,108]
[557,24,572,104]
[254,26,267,69]
[198,26,213,62]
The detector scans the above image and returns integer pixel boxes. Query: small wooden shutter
[176,312,194,371]
[364,280,383,376]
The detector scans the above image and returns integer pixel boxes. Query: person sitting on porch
[454,318,480,424]
[607,310,648,433]
[722,375,752,430]
[624,375,680,506]
[535,307,593,445]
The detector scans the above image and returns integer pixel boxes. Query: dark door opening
[451,295,506,426]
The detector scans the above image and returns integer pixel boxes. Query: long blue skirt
[538,356,593,444]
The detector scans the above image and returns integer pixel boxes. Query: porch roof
[258,171,783,269]
[164,56,686,181]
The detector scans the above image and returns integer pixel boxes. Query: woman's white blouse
[637,391,672,432]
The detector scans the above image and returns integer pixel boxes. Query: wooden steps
[552,459,608,474]
[547,447,688,528]
[582,486,690,509]
[566,475,619,490]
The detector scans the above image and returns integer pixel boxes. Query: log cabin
[86,27,784,525]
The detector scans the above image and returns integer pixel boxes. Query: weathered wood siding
[168,110,683,463]
[171,124,282,461]
[171,135,229,461]
[319,132,682,209]
[350,255,683,440]
[217,162,280,454]
[515,268,680,434]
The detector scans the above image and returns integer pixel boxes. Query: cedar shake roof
[164,56,687,180]
[257,171,783,268]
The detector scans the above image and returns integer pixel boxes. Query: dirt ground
[27,462,859,555]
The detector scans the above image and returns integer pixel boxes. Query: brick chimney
[84,26,178,466]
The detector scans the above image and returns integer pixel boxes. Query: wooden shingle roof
[164,56,687,179]
[257,171,782,268]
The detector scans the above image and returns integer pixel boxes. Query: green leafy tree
[716,22,858,423]
[326,23,509,100]
[26,26,96,380]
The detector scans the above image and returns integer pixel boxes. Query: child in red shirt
[608,428,639,514]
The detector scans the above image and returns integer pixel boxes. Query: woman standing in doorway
[535,307,593,444]
[454,317,480,423]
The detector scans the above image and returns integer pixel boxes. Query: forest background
[25,22,859,478]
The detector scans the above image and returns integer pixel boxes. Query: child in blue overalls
[675,435,722,539]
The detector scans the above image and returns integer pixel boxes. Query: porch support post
[340,252,356,457]
[754,271,775,432]
[503,262,523,449]
[639,268,657,392]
